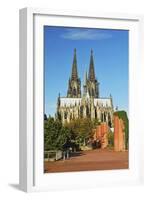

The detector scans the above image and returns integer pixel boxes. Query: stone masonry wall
[114,115,125,151]
[93,122,109,148]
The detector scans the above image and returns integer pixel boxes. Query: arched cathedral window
[73,88,76,96]
[80,106,83,118]
[101,113,103,122]
[95,108,97,119]
[64,112,67,120]
[108,113,112,127]
[92,88,94,97]
[104,112,106,122]
[70,114,72,120]
[86,105,90,117]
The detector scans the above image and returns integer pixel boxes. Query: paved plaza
[44,149,128,173]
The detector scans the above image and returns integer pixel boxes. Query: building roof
[94,98,112,107]
[59,97,112,107]
[60,98,81,107]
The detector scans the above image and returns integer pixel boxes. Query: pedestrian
[63,150,66,160]
[66,149,69,159]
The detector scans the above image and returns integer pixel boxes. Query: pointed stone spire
[84,70,87,85]
[67,49,81,98]
[71,48,78,80]
[87,49,99,98]
[88,49,95,81]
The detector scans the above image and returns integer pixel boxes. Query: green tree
[65,118,94,146]
[44,117,70,151]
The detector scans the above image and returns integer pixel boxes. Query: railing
[44,150,62,161]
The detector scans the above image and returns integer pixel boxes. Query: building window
[101,113,103,122]
[73,88,76,96]
[80,106,83,118]
[64,112,67,120]
[108,113,112,127]
[95,108,97,119]
[104,112,106,122]
[86,105,90,117]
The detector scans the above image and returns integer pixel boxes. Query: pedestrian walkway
[44,149,128,173]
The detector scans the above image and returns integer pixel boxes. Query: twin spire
[67,49,99,98]
[71,48,96,81]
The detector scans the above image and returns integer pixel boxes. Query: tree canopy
[44,117,71,151]
[44,117,95,151]
[64,118,95,146]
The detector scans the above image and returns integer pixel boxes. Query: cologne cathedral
[56,49,113,127]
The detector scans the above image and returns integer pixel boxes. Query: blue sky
[44,26,128,117]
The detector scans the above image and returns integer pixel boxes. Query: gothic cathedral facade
[56,49,114,127]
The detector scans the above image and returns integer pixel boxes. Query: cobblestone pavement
[44,149,128,173]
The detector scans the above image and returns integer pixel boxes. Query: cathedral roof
[60,97,81,107]
[59,97,112,107]
[94,98,112,107]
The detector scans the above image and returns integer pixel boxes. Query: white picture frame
[19,7,144,192]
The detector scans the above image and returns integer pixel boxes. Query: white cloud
[61,29,112,40]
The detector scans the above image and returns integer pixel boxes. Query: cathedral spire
[87,49,99,98]
[71,48,78,80]
[88,49,95,81]
[67,49,81,98]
